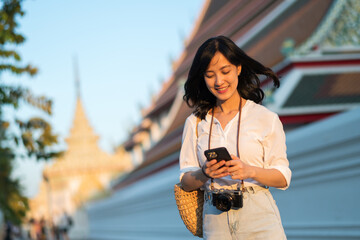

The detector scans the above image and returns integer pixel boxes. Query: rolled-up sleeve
[263,114,292,190]
[179,115,201,181]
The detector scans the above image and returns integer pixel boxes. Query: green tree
[0,0,60,224]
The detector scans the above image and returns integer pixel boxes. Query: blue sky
[8,0,204,197]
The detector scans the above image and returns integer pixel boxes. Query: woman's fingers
[207,160,226,169]
[204,156,254,179]
[205,159,217,168]
[225,159,247,178]
[226,159,244,169]
[228,160,255,180]
[214,172,229,178]
[205,160,230,178]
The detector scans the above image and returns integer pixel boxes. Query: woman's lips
[216,86,228,94]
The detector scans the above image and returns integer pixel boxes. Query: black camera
[212,189,243,212]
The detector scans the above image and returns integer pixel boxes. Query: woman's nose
[214,75,224,86]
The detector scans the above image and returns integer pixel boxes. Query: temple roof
[284,72,360,108]
[66,98,99,149]
[292,0,360,56]
[142,0,333,121]
[267,55,360,117]
[44,98,124,177]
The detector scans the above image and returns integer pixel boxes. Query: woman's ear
[237,65,242,76]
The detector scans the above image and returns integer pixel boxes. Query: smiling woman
[180,36,291,239]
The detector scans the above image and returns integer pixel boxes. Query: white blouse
[179,100,291,190]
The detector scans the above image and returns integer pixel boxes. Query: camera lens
[216,194,232,212]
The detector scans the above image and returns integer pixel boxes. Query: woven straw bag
[175,117,203,237]
[174,183,204,238]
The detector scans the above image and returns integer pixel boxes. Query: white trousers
[203,187,286,240]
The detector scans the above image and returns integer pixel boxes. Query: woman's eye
[222,71,230,75]
[205,74,214,78]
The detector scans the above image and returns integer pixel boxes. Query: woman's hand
[181,160,229,192]
[225,154,288,188]
[202,159,229,178]
[225,155,255,180]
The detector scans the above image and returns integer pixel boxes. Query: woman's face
[204,51,242,104]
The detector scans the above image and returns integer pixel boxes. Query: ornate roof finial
[74,55,81,99]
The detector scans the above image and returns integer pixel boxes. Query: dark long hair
[183,36,280,119]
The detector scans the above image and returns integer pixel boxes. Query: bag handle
[196,116,201,138]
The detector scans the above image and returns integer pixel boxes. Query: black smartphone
[204,147,232,162]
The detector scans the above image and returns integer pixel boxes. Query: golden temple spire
[29,56,130,220]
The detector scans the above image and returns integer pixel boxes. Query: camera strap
[208,97,245,192]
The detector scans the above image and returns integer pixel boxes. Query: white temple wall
[272,106,360,240]
[87,107,360,240]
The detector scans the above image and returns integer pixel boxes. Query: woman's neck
[215,93,242,114]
